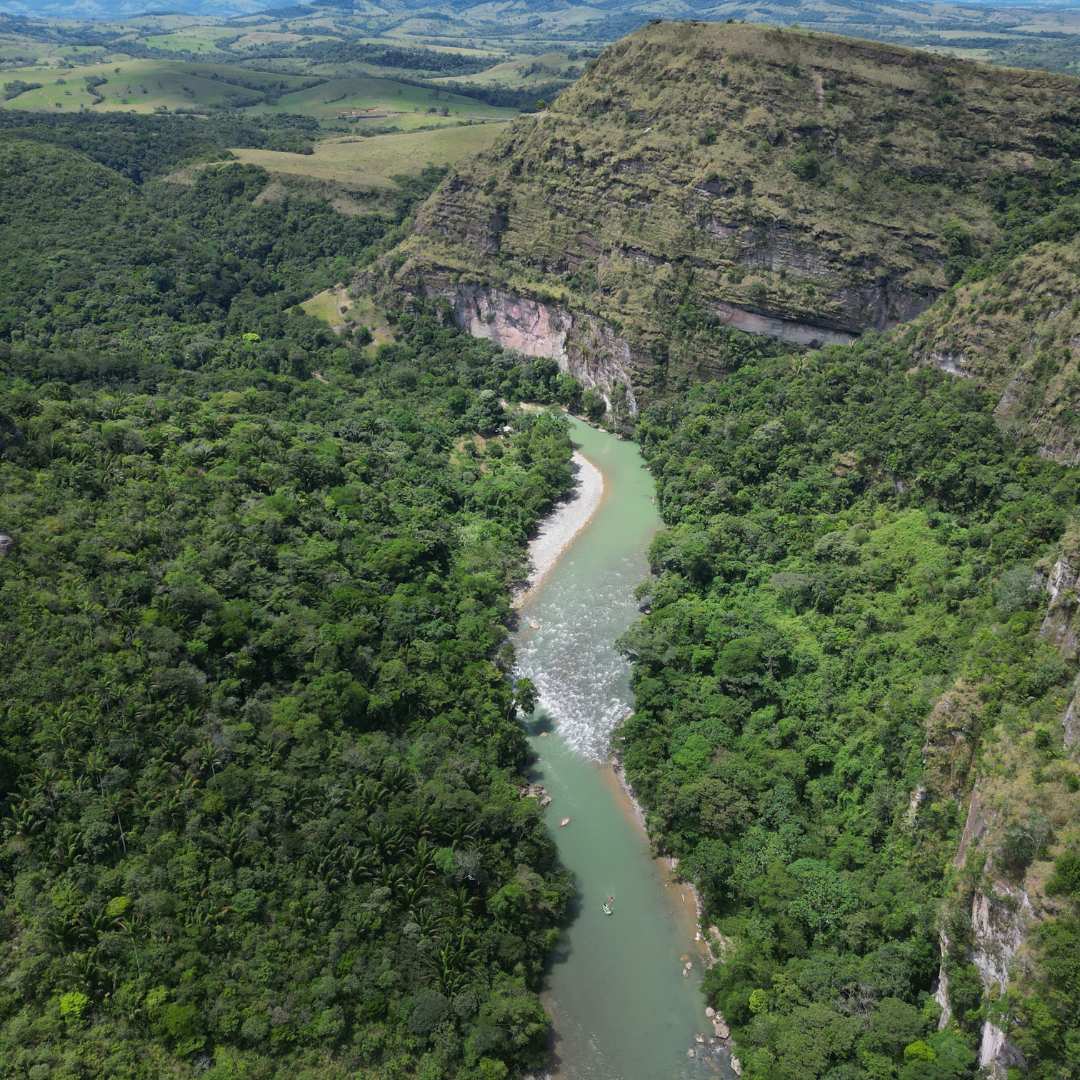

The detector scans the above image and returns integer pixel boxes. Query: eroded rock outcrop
[1063,682,1080,754]
[1041,538,1080,661]
[432,282,640,413]
[1041,530,1080,755]
[934,528,1080,1073]
[971,881,1034,1075]
[909,235,1080,465]
[936,790,1033,1076]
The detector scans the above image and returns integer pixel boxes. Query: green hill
[0,59,316,113]
[377,21,1080,404]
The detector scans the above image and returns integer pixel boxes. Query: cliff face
[944,789,1036,1078]
[934,529,1080,1076]
[1042,540,1080,665]
[428,282,641,412]
[1043,537,1080,753]
[908,236,1080,465]
[378,21,1080,405]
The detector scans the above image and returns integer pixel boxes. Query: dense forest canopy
[619,335,1079,1078]
[0,120,586,1079]
[2,15,1080,1074]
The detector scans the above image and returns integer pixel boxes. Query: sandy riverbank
[514,449,605,608]
[601,760,706,954]
[604,760,738,1071]
[603,758,739,1071]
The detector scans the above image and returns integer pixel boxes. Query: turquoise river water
[514,417,732,1080]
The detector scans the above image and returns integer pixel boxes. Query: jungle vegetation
[619,336,1079,1079]
[0,124,584,1079]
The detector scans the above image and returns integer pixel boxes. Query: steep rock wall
[971,878,1034,1075]
[439,283,641,413]
[401,276,863,412]
[1041,544,1080,662]
[380,21,1080,406]
[1043,538,1080,755]
[935,530,1080,1073]
[937,790,1033,1076]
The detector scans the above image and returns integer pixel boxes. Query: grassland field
[1,57,517,128]
[432,51,585,88]
[0,58,316,113]
[249,74,515,124]
[300,288,395,352]
[213,123,508,189]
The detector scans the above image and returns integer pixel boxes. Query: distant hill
[4,0,1080,58]
[0,0,261,14]
[377,20,1080,408]
[0,0,261,15]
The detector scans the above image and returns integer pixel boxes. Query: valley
[0,4,1078,1080]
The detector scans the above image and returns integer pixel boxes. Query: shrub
[790,151,821,181]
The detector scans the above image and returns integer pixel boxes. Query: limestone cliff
[376,21,1080,406]
[940,789,1036,1078]
[1043,532,1080,752]
[933,527,1080,1076]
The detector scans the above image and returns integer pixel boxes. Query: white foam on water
[516,551,641,760]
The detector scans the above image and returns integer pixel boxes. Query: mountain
[0,1,261,16]
[375,20,1080,410]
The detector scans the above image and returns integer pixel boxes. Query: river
[514,415,732,1080]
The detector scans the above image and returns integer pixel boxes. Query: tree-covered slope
[906,233,1080,465]
[0,129,588,1079]
[0,137,386,357]
[617,333,1080,1078]
[381,21,1080,400]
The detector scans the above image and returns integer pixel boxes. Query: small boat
[602,903,613,916]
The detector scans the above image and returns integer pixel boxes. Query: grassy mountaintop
[384,21,1080,394]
